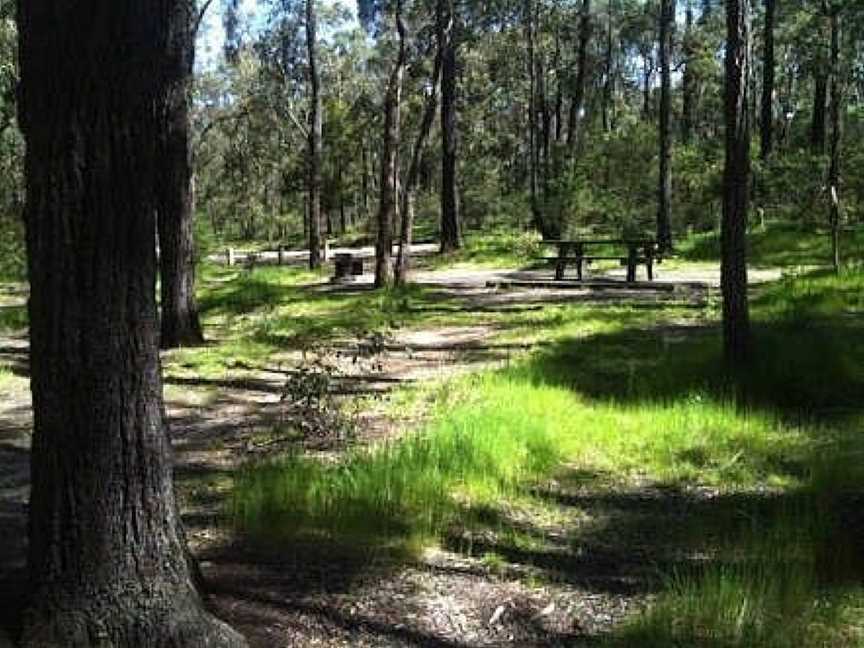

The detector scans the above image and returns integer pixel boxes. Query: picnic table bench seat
[541,239,662,283]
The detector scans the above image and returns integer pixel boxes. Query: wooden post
[278,245,286,266]
[322,239,330,262]
[226,247,235,267]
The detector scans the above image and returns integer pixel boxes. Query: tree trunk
[396,6,444,285]
[657,0,675,252]
[375,0,406,288]
[760,0,775,160]
[722,0,752,368]
[158,0,204,349]
[681,0,695,144]
[440,0,461,253]
[827,7,842,272]
[567,0,592,149]
[525,0,541,233]
[601,0,615,133]
[307,0,323,270]
[16,1,248,646]
[811,73,828,154]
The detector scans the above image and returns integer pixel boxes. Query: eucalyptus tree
[656,0,674,251]
[16,0,249,643]
[439,0,461,252]
[360,0,408,287]
[722,0,752,367]
[158,0,207,349]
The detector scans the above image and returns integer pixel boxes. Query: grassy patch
[0,303,27,333]
[231,264,864,644]
[678,220,864,268]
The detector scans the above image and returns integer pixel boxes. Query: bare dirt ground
[0,263,760,646]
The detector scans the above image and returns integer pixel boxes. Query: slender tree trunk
[375,0,406,288]
[681,0,695,144]
[827,7,842,271]
[602,0,614,133]
[525,0,541,233]
[396,8,444,285]
[811,73,828,154]
[760,0,775,160]
[16,1,248,645]
[657,0,675,252]
[361,141,369,218]
[307,0,323,269]
[642,53,654,120]
[722,0,752,368]
[440,0,461,253]
[158,0,204,349]
[554,32,564,142]
[567,0,592,149]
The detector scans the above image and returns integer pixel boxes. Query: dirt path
[0,267,730,646]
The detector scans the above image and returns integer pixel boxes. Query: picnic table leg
[626,245,637,283]
[554,243,569,280]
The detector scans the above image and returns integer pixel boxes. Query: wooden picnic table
[540,238,661,283]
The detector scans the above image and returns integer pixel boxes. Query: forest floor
[0,255,852,647]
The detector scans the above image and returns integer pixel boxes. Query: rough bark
[396,8,443,285]
[657,0,675,252]
[307,0,323,270]
[158,0,204,349]
[16,0,248,646]
[760,0,775,160]
[440,0,461,253]
[374,0,406,288]
[722,0,752,368]
[567,0,592,149]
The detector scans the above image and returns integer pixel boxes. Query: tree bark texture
[760,0,775,160]
[440,0,461,253]
[374,1,406,288]
[396,6,443,285]
[16,1,249,646]
[158,0,204,349]
[722,0,752,368]
[307,0,323,270]
[657,0,675,252]
[567,0,592,150]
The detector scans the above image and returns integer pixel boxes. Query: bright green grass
[232,266,864,645]
[679,220,864,268]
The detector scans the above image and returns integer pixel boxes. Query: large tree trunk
[16,1,248,646]
[158,0,204,349]
[307,0,323,269]
[440,0,461,253]
[657,0,675,252]
[374,1,406,288]
[396,6,444,285]
[567,0,592,149]
[760,0,775,160]
[722,0,752,368]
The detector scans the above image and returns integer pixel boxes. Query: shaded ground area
[0,263,787,646]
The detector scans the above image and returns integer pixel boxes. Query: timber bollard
[226,247,235,267]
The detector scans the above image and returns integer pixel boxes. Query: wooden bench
[541,239,661,283]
